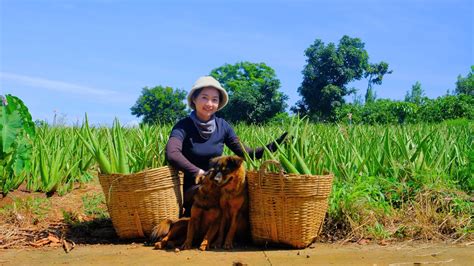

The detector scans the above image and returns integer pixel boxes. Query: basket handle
[258,160,286,190]
[108,175,125,204]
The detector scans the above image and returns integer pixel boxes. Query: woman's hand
[197,169,206,176]
[194,169,206,184]
[276,132,288,144]
[266,132,289,152]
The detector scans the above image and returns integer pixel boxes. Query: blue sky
[1,0,472,125]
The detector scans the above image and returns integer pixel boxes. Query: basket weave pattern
[247,160,333,248]
[98,166,182,239]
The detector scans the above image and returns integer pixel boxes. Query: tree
[294,36,394,121]
[293,36,369,120]
[404,81,426,105]
[364,86,377,104]
[130,86,187,124]
[364,62,392,103]
[210,62,288,124]
[455,66,474,96]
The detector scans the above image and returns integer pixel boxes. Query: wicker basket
[98,166,183,239]
[247,160,333,248]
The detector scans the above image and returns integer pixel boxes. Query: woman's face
[193,87,220,121]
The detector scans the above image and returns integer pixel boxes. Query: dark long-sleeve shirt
[166,116,265,191]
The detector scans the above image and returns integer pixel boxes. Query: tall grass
[232,120,473,240]
[16,119,473,240]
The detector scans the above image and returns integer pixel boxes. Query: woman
[166,76,287,216]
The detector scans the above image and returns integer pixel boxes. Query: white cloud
[0,72,118,96]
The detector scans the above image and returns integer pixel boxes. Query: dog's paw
[223,241,234,250]
[154,241,165,250]
[181,241,192,250]
[212,239,223,249]
[199,240,209,251]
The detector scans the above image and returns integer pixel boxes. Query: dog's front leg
[182,207,201,249]
[213,206,228,248]
[199,209,221,251]
[223,211,240,249]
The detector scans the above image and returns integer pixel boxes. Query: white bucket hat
[187,76,229,111]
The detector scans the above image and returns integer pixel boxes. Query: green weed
[0,197,51,224]
[367,222,391,240]
[82,193,109,219]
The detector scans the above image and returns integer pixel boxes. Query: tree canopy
[404,81,427,105]
[210,62,288,124]
[131,86,187,124]
[364,62,393,103]
[293,35,392,121]
[456,66,474,96]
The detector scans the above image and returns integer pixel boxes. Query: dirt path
[1,242,473,266]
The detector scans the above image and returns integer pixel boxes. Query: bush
[418,94,474,122]
[335,94,474,124]
[0,94,35,195]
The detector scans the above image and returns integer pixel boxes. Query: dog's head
[208,155,244,186]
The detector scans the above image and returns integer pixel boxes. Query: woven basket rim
[248,170,334,178]
[250,160,334,178]
[98,165,176,176]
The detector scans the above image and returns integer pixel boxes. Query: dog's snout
[213,172,223,182]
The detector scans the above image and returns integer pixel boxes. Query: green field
[2,119,473,241]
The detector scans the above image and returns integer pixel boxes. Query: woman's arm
[222,119,287,159]
[226,136,264,159]
[226,132,288,159]
[166,136,203,177]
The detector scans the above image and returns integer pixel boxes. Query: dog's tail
[149,219,173,243]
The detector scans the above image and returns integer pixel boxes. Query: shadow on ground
[62,218,138,245]
[62,218,306,252]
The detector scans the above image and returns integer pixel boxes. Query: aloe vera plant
[260,115,314,175]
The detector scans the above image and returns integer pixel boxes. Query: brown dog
[151,169,222,251]
[209,155,249,249]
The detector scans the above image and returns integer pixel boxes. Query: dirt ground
[1,181,473,265]
[1,242,473,265]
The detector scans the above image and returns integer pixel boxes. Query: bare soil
[1,180,473,265]
[1,242,473,265]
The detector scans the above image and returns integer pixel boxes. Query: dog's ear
[209,156,222,169]
[227,156,244,169]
